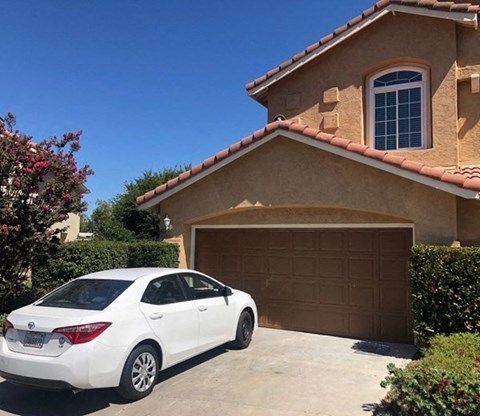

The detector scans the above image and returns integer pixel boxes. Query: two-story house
[136,0,480,343]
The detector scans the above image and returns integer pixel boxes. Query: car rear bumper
[0,336,126,390]
[0,370,74,391]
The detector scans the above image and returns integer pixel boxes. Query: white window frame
[367,66,430,151]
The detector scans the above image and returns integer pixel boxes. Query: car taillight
[2,319,13,335]
[53,322,112,345]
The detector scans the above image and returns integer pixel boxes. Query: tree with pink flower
[0,114,93,310]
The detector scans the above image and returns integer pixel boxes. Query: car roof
[78,268,194,282]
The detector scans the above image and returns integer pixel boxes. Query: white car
[0,268,257,401]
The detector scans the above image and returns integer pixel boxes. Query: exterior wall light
[163,214,173,231]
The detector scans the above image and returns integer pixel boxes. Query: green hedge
[380,333,480,416]
[33,240,179,290]
[410,245,480,343]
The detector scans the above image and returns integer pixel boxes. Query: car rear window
[35,279,133,310]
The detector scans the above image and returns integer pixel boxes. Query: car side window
[141,275,186,305]
[179,273,224,300]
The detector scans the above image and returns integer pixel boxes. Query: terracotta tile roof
[246,0,480,92]
[136,121,480,205]
[450,166,480,180]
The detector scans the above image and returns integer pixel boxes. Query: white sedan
[0,268,257,401]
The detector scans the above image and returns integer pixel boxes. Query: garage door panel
[319,231,346,251]
[267,256,291,275]
[243,230,269,249]
[196,253,219,273]
[220,254,242,273]
[349,231,376,252]
[195,228,413,343]
[265,304,292,328]
[319,283,347,306]
[243,255,264,274]
[268,231,291,249]
[265,279,291,301]
[380,230,410,253]
[291,306,318,332]
[349,286,376,308]
[318,258,346,278]
[293,231,317,250]
[318,309,348,334]
[379,287,408,311]
[292,281,318,303]
[293,257,317,277]
[349,257,376,280]
[241,279,263,299]
[220,231,243,249]
[349,313,375,339]
[380,258,408,281]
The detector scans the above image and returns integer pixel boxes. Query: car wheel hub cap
[131,352,156,392]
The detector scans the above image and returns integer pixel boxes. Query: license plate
[23,331,45,349]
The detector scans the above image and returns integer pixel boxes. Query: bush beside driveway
[0,328,416,416]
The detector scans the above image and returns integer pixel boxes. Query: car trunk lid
[4,305,104,357]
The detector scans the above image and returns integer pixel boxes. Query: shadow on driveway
[352,340,418,359]
[0,346,229,416]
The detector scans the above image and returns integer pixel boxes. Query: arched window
[367,67,429,151]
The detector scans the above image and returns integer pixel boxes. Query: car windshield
[35,279,133,311]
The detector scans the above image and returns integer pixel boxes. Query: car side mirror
[222,286,233,297]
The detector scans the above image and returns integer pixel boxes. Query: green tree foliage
[91,166,190,241]
[0,114,93,303]
[91,200,134,241]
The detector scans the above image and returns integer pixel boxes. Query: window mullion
[396,90,400,150]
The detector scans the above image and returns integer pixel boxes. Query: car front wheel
[231,310,253,349]
[117,344,159,401]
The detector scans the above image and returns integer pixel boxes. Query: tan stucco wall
[457,199,480,246]
[456,25,480,165]
[266,12,460,168]
[159,137,459,268]
[52,213,80,243]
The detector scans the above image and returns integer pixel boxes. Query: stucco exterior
[52,213,81,243]
[160,137,459,268]
[266,12,462,168]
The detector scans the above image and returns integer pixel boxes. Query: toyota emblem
[27,321,35,330]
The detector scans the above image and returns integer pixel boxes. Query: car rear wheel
[231,310,253,349]
[117,344,158,401]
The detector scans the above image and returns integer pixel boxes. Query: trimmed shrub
[380,333,480,416]
[409,245,480,343]
[32,240,179,291]
[127,241,179,268]
[0,313,6,335]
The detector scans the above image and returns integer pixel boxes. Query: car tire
[117,344,159,401]
[231,310,253,349]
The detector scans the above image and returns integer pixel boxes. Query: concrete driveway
[0,328,416,416]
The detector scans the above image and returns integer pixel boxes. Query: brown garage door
[195,228,413,343]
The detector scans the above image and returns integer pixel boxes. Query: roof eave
[247,5,478,102]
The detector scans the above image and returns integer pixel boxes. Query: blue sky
[1,0,374,212]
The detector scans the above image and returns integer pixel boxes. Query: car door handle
[149,312,164,320]
[197,305,208,312]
